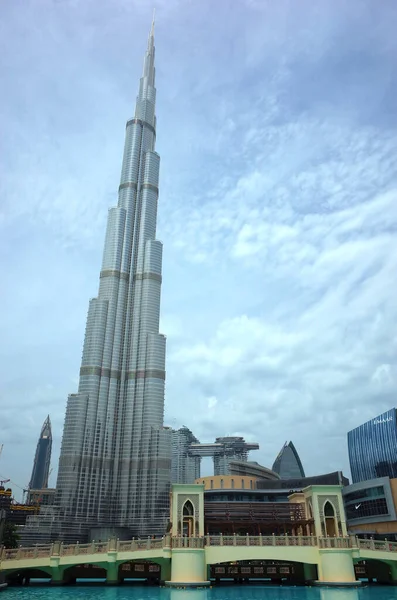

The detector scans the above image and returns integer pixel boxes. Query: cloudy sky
[1,0,396,496]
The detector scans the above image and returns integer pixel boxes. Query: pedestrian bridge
[1,535,397,585]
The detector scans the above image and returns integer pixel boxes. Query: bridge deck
[1,535,397,575]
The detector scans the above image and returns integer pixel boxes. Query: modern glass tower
[56,19,171,539]
[272,441,305,479]
[29,416,52,490]
[171,427,201,484]
[348,408,397,483]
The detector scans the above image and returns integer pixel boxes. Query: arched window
[323,501,338,537]
[183,500,194,516]
[182,500,195,537]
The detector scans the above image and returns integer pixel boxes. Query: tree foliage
[2,522,20,548]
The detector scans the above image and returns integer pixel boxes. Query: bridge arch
[62,562,107,583]
[210,559,318,583]
[354,557,397,584]
[4,566,52,585]
[204,544,320,575]
[117,558,163,582]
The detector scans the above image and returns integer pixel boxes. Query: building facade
[228,460,280,480]
[193,476,315,536]
[29,416,52,490]
[171,427,201,484]
[348,408,397,484]
[256,470,349,491]
[55,20,171,539]
[343,476,397,540]
[272,441,305,479]
[27,489,56,507]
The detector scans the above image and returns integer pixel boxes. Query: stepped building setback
[53,18,171,540]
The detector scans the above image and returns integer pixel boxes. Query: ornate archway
[323,501,338,537]
[182,500,195,537]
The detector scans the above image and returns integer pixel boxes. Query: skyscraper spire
[143,15,155,84]
[151,8,155,38]
[55,18,171,541]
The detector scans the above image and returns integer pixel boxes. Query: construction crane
[0,444,3,459]
[0,479,10,487]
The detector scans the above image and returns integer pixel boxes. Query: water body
[2,586,397,600]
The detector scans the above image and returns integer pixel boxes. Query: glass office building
[171,427,201,484]
[348,408,397,483]
[272,441,305,479]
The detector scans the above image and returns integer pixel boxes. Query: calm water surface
[3,586,397,600]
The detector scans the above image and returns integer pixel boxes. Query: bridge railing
[171,537,205,549]
[318,537,352,549]
[355,538,397,553]
[0,537,166,562]
[118,538,164,552]
[205,535,318,547]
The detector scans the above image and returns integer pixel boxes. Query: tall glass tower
[348,408,397,483]
[29,416,52,490]
[56,19,171,539]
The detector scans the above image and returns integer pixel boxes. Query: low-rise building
[343,476,397,540]
[26,489,56,507]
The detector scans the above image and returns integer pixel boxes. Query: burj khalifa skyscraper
[56,18,171,540]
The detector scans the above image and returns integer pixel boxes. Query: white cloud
[1,0,397,488]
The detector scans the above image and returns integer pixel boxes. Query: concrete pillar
[169,549,208,585]
[50,566,64,585]
[303,562,318,582]
[318,550,356,584]
[50,555,63,585]
[106,562,119,585]
[160,559,171,582]
[388,561,397,583]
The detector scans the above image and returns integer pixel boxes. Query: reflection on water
[320,588,360,600]
[3,585,397,600]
